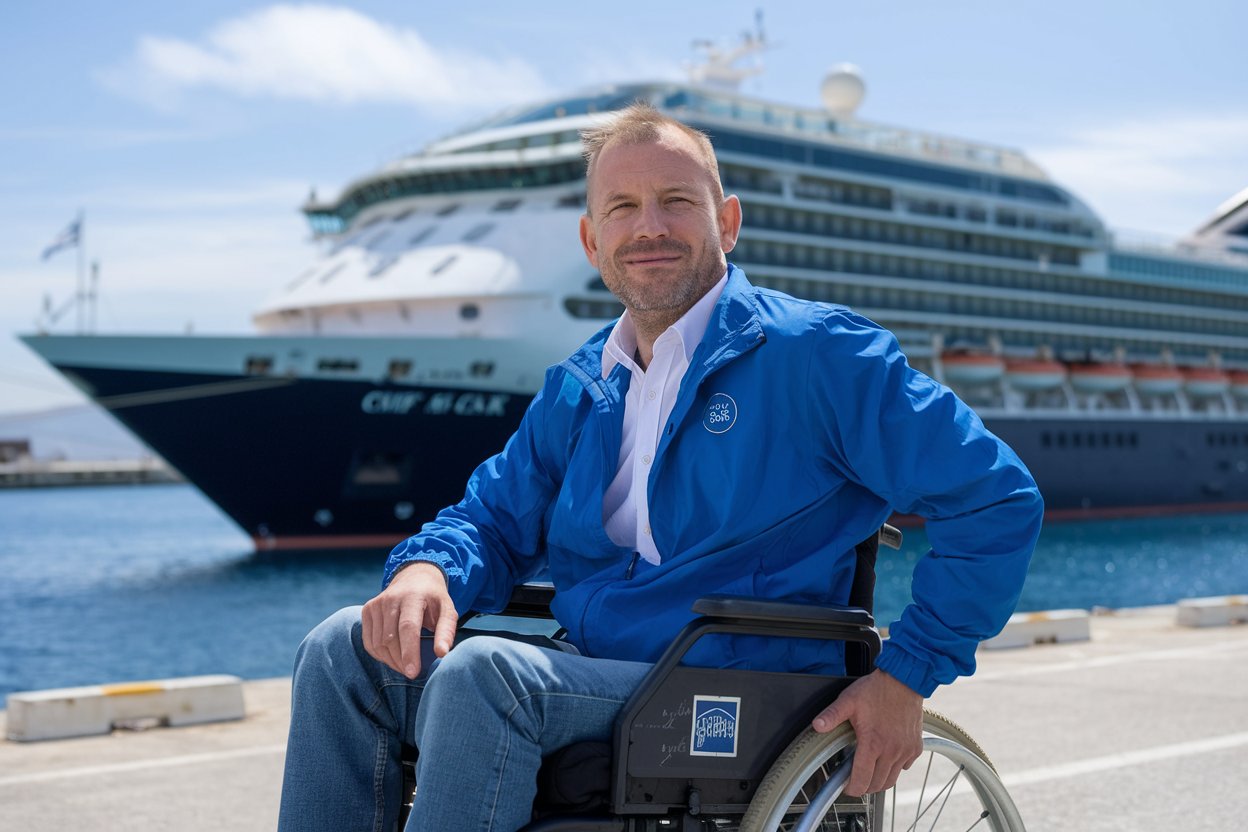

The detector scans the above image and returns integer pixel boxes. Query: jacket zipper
[624,551,640,579]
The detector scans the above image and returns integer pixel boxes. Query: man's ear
[718,194,742,253]
[579,213,600,267]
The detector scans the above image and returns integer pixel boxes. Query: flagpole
[76,211,85,334]
[89,261,99,334]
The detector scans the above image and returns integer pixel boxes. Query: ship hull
[51,364,529,551]
[34,359,1248,551]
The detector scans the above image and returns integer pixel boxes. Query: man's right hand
[361,561,459,678]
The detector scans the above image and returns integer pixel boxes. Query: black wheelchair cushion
[532,741,612,819]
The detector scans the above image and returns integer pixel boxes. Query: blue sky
[2,0,1246,415]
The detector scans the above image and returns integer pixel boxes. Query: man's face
[579,128,740,318]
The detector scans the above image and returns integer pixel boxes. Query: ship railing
[1110,228,1248,269]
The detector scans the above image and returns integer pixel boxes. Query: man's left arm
[807,311,1044,795]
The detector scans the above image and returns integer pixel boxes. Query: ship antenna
[686,9,773,91]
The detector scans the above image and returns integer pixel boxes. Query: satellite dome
[821,63,866,118]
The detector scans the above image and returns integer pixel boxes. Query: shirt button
[642,454,652,465]
[645,526,652,536]
[647,390,656,400]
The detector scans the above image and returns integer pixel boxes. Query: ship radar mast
[686,10,772,91]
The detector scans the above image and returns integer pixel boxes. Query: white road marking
[1002,730,1248,788]
[0,743,287,787]
[892,731,1248,810]
[972,638,1248,682]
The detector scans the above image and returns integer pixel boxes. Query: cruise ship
[21,35,1248,550]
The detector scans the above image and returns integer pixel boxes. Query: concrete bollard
[981,609,1091,650]
[1176,595,1248,628]
[5,675,245,742]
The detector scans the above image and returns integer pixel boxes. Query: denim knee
[294,606,364,678]
[417,636,532,725]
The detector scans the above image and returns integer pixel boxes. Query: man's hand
[811,669,924,797]
[361,562,458,678]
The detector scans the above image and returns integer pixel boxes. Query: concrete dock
[2,604,1246,830]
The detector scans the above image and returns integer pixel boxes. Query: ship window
[245,356,274,375]
[349,451,407,487]
[409,226,436,246]
[369,254,400,278]
[463,223,495,242]
[564,297,625,319]
[286,267,316,291]
[432,255,458,276]
[319,262,347,284]
[460,303,480,320]
[585,276,610,293]
[437,204,460,216]
[1041,432,1052,448]
[366,230,391,247]
[357,214,387,229]
[470,361,494,377]
[492,198,522,212]
[388,360,412,379]
[318,358,359,372]
[558,192,585,209]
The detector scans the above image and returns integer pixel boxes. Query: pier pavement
[2,604,1246,831]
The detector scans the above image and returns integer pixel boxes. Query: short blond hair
[581,103,724,207]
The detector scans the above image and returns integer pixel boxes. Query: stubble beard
[601,238,725,325]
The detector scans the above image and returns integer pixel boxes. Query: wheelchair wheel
[739,710,1025,831]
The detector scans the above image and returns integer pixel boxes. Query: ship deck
[2,604,1246,830]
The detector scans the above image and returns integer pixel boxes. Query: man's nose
[633,200,669,239]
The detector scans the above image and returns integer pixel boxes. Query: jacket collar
[562,264,764,395]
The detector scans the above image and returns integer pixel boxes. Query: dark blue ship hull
[55,365,1248,551]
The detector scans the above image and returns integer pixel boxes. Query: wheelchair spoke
[898,763,963,832]
[740,713,1025,832]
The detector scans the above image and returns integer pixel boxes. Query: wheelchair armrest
[691,595,874,629]
[502,582,556,618]
[460,582,557,626]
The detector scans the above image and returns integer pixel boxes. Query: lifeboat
[1067,363,1132,394]
[1183,367,1231,398]
[1004,359,1066,391]
[940,352,1005,385]
[1131,365,1183,396]
[1230,370,1248,400]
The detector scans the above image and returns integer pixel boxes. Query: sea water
[2,484,1246,699]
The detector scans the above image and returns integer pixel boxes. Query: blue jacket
[385,265,1043,696]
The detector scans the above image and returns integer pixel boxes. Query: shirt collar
[601,270,729,379]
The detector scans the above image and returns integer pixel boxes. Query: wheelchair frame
[403,526,1025,831]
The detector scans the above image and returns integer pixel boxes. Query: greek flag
[41,217,81,261]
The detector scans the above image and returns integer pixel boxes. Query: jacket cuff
[382,552,456,589]
[875,641,939,698]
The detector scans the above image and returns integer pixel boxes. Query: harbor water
[2,484,1247,700]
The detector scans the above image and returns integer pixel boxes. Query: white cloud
[99,4,551,110]
[1030,113,1248,235]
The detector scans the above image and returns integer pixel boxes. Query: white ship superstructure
[22,35,1248,549]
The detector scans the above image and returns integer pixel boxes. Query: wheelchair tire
[739,709,1025,832]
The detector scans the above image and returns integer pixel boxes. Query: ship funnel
[821,63,866,119]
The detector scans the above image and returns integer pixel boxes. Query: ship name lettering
[452,393,510,417]
[361,391,427,415]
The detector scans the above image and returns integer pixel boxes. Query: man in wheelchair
[277,104,1043,832]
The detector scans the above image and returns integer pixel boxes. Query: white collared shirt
[601,272,728,564]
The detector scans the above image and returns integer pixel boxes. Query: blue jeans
[277,607,651,832]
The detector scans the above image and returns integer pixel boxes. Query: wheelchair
[401,528,1025,831]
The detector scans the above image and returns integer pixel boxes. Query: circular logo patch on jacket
[702,393,738,434]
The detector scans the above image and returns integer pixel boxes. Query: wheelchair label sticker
[690,695,741,757]
[702,393,737,434]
